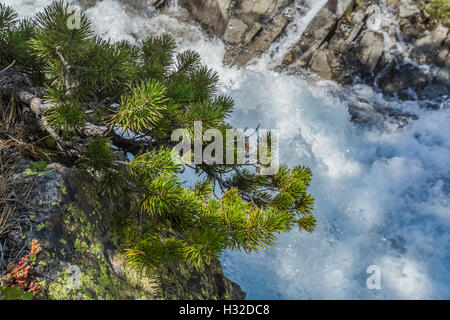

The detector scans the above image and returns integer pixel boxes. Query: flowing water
[5,0,450,299]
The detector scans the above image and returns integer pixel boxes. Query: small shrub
[427,0,450,25]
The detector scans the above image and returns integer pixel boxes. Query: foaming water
[220,71,450,299]
[5,0,450,299]
[261,0,328,67]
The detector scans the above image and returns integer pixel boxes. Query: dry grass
[0,96,22,275]
[0,146,39,276]
[0,206,14,239]
[0,164,16,239]
[0,75,56,276]
[0,154,18,275]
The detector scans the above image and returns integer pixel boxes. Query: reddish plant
[1,239,42,294]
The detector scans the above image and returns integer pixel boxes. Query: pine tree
[0,1,316,272]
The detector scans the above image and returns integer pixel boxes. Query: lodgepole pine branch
[14,88,82,155]
[1,85,154,157]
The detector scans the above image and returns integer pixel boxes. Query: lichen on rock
[3,159,244,300]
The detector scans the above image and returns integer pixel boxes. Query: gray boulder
[411,24,449,66]
[181,0,293,65]
[282,0,355,69]
[359,31,385,73]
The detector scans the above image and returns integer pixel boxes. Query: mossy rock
[11,160,244,300]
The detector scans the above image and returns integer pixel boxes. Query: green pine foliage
[77,137,115,172]
[111,80,166,133]
[0,3,37,72]
[1,1,317,272]
[46,100,85,139]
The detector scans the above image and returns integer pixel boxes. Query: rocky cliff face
[180,0,449,102]
[1,158,244,300]
[283,0,449,101]
[181,0,295,65]
[77,1,448,105]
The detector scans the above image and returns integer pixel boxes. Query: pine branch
[0,2,317,272]
[199,163,270,205]
[12,88,82,155]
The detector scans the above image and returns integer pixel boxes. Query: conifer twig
[200,164,270,204]
[2,85,155,157]
[54,47,73,92]
[0,60,15,74]
[3,87,82,156]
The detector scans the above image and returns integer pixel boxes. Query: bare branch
[0,60,15,74]
[199,164,270,204]
[54,46,73,92]
[6,87,82,156]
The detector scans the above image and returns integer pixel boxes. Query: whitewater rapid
[5,0,449,299]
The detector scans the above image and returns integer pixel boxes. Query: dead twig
[0,60,15,74]
[54,47,73,92]
[0,206,14,237]
[6,76,18,129]
[23,175,38,205]
[0,240,5,273]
